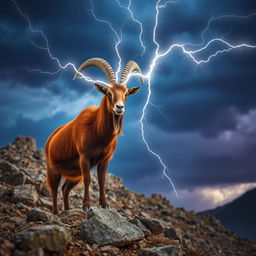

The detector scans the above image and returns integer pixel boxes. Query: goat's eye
[107,91,112,97]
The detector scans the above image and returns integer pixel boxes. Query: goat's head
[73,58,143,116]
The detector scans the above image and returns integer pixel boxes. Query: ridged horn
[120,60,144,85]
[73,57,116,84]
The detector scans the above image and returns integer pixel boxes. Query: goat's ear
[94,83,107,95]
[127,87,141,96]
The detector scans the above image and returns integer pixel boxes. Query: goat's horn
[73,57,116,84]
[120,60,144,85]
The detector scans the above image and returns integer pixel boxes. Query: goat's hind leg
[62,179,80,211]
[46,167,61,215]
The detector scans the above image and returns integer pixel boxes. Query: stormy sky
[1,0,256,211]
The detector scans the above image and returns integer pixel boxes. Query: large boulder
[0,160,26,186]
[11,184,38,206]
[80,207,144,246]
[15,225,71,252]
[139,246,182,256]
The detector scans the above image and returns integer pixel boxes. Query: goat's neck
[96,96,123,139]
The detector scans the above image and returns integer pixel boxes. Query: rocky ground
[0,136,255,256]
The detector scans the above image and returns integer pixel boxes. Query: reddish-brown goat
[45,58,143,214]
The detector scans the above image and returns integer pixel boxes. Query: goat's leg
[97,161,109,208]
[62,179,80,211]
[79,154,91,211]
[46,168,61,215]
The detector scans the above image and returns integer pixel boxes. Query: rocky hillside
[0,136,255,256]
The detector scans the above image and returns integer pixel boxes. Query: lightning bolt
[125,0,256,197]
[191,12,256,47]
[11,0,256,198]
[11,0,112,87]
[88,0,124,79]
[114,0,145,57]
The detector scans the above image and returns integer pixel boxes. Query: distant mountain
[200,187,256,241]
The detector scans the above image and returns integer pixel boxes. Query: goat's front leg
[97,160,110,209]
[79,154,91,211]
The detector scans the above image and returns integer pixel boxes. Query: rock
[100,245,119,255]
[10,216,25,225]
[26,208,62,225]
[14,136,36,151]
[80,207,144,246]
[0,184,8,199]
[0,160,26,185]
[118,208,132,217]
[136,216,166,234]
[130,218,151,236]
[23,169,46,192]
[61,208,85,215]
[38,196,53,209]
[0,239,14,256]
[13,248,44,256]
[160,210,173,216]
[164,227,182,241]
[139,240,147,248]
[15,225,71,252]
[12,184,38,206]
[14,202,30,210]
[139,245,182,256]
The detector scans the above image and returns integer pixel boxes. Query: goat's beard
[112,113,123,135]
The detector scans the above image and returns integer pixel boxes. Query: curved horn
[120,60,144,85]
[73,57,116,84]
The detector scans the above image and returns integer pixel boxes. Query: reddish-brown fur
[45,83,140,214]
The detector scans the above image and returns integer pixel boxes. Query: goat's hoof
[102,205,111,210]
[83,205,91,212]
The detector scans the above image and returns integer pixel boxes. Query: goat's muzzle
[113,102,125,115]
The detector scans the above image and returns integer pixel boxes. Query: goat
[45,58,143,214]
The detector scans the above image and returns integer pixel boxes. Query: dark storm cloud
[1,0,256,210]
[148,45,256,137]
[0,112,69,147]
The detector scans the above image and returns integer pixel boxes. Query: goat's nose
[116,103,124,109]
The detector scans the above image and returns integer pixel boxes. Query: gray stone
[80,207,144,246]
[38,196,52,209]
[0,184,7,198]
[26,208,62,225]
[100,245,119,255]
[14,202,30,210]
[15,225,71,252]
[130,218,151,236]
[136,216,166,234]
[61,208,85,215]
[13,248,44,256]
[12,184,38,206]
[23,170,45,192]
[0,160,26,186]
[164,227,182,241]
[139,245,182,256]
